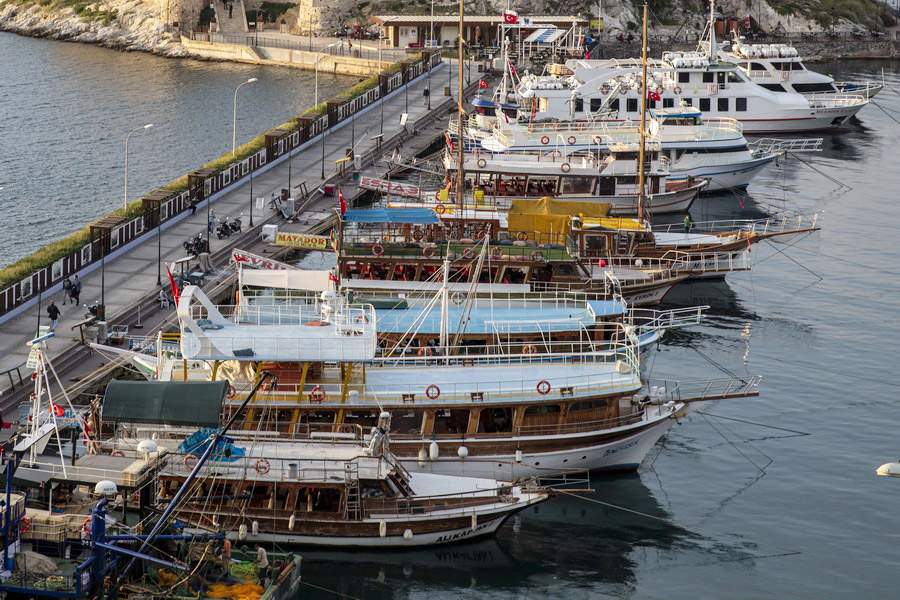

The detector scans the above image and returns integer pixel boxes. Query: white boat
[476,106,783,192]
[718,32,883,98]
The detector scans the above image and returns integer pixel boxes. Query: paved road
[0,59,478,383]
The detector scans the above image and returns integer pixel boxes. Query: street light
[232,78,258,156]
[124,124,153,211]
[314,43,339,107]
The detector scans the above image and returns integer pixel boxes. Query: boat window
[717,98,729,111]
[525,405,561,415]
[791,61,805,71]
[475,105,496,116]
[297,487,341,513]
[681,98,693,106]
[727,71,743,83]
[626,98,638,112]
[305,410,336,423]
[344,410,379,430]
[792,83,835,93]
[609,98,620,111]
[770,61,787,70]
[699,98,711,111]
[616,176,637,185]
[560,175,595,194]
[574,98,584,112]
[393,409,426,435]
[522,404,562,428]
[478,407,513,433]
[597,177,615,196]
[686,145,750,154]
[590,98,603,112]
[433,409,470,435]
[749,62,767,70]
[557,263,575,276]
[662,98,674,108]
[648,99,657,109]
[678,72,690,83]
[760,83,787,92]
[736,97,747,111]
[716,72,727,85]
[527,177,558,195]
[570,399,610,411]
[702,72,714,83]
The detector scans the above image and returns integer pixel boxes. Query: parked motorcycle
[183,234,207,255]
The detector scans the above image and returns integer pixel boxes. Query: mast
[637,4,648,223]
[455,0,465,218]
[708,0,717,59]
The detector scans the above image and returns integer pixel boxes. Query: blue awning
[343,208,441,224]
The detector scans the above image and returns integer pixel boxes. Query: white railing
[749,138,823,155]
[806,93,867,107]
[641,375,763,403]
[630,305,708,333]
[652,213,820,236]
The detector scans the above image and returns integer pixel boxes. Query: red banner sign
[358,176,421,198]
[232,249,292,270]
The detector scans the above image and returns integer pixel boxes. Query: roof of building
[370,15,587,26]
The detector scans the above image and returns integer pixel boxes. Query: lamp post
[314,42,339,108]
[249,168,254,227]
[232,77,258,156]
[428,0,434,110]
[124,124,153,211]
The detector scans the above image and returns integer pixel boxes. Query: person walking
[61,277,72,305]
[208,210,216,234]
[221,538,232,573]
[422,86,430,107]
[254,543,269,586]
[71,275,82,306]
[228,3,233,18]
[47,300,60,332]
[683,214,693,233]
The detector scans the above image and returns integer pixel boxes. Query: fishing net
[229,562,258,581]
[206,581,265,600]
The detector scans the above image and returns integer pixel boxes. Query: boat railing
[340,235,574,260]
[652,212,820,236]
[516,410,646,436]
[748,138,823,155]
[806,93,867,107]
[659,249,752,273]
[629,305,709,333]
[641,375,763,403]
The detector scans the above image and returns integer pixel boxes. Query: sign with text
[358,176,421,198]
[274,233,331,250]
[232,249,293,270]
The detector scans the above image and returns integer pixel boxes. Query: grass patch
[247,1,292,23]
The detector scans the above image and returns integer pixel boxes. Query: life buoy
[516,231,528,241]
[531,250,545,262]
[227,385,236,399]
[371,244,384,256]
[309,386,326,403]
[81,517,92,534]
[183,454,198,469]
[422,246,435,258]
[523,344,538,355]
[540,136,550,145]
[355,314,370,324]
[490,247,503,259]
[463,247,475,259]
[674,86,682,95]
[550,150,562,158]
[567,136,576,145]
[536,380,551,395]
[476,158,487,168]
[601,88,610,95]
[255,459,270,474]
[110,450,125,457]
[435,204,447,215]
[593,136,603,144]
[426,384,441,400]
[450,292,465,306]
[417,347,433,358]
[19,517,30,534]
[560,163,571,173]
[339,425,354,434]
[412,227,424,241]
[434,190,441,201]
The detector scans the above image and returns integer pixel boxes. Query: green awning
[102,380,228,428]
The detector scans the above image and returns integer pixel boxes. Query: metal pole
[309,11,312,51]
[249,167,254,227]
[321,128,326,180]
[124,124,153,211]
[156,202,162,286]
[233,78,258,157]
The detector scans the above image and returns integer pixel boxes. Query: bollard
[133,302,143,329]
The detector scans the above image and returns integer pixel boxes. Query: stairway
[213,0,248,34]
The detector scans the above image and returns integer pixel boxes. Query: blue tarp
[343,208,440,224]
[178,428,245,462]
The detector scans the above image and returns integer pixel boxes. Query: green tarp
[102,380,228,427]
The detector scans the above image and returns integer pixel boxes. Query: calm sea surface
[4,33,900,598]
[0,32,355,269]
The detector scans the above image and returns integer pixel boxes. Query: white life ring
[560,163,571,173]
[674,86,682,95]
[476,158,487,168]
[540,136,550,145]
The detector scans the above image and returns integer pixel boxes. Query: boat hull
[669,154,777,192]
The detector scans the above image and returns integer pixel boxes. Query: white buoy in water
[288,514,296,531]
[429,441,440,460]
[403,528,414,541]
[457,446,469,458]
[418,447,428,467]
[238,524,248,540]
[252,521,259,535]
[379,520,387,538]
[876,461,900,477]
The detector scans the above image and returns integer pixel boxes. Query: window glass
[717,98,729,111]
[699,98,711,111]
[575,98,584,112]
[736,97,747,111]
[663,98,674,108]
[590,98,604,112]
[626,98,638,112]
[678,72,690,83]
[702,72,714,83]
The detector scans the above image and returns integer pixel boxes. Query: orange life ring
[339,425,354,434]
[567,136,576,145]
[435,204,447,215]
[355,314,370,324]
[601,88,610,95]
[412,228,424,241]
[19,517,30,534]
[426,384,441,400]
[110,450,125,457]
[372,244,384,256]
[531,250,545,262]
[82,517,92,534]
[516,231,527,241]
[255,459,270,474]
[422,246,435,258]
[522,344,538,355]
[560,163,571,173]
[227,384,236,399]
[540,136,550,145]
[434,190,441,201]
[550,150,562,158]
[417,347,433,357]
[309,386,326,403]
[490,247,503,259]
[463,247,475,259]
[536,380,551,395]
[183,454,198,469]
[476,158,487,168]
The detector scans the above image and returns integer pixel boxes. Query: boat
[718,31,883,98]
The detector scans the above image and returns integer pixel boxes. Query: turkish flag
[338,186,347,217]
[648,91,661,102]
[479,79,489,88]
[503,12,518,24]
[166,265,181,305]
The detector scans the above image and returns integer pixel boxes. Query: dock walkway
[0,59,479,402]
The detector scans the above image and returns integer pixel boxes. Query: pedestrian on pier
[71,276,82,306]
[47,300,60,332]
[189,199,198,215]
[423,86,430,106]
[208,210,216,234]
[62,277,72,305]
[228,3,233,18]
